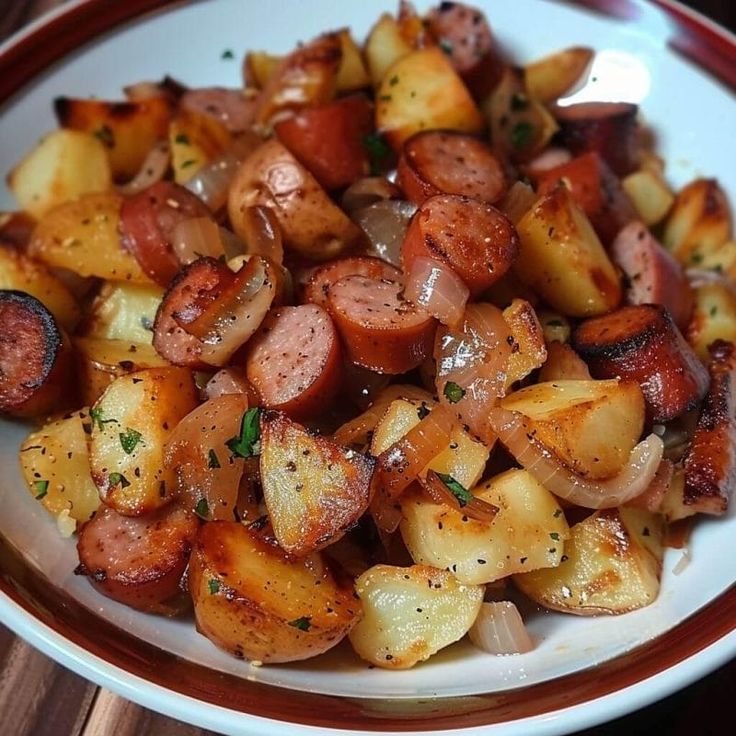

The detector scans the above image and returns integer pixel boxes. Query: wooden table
[1,1,734,734]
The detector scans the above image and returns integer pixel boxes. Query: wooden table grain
[1,1,735,734]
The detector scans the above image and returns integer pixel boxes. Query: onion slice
[342,177,401,214]
[404,256,469,327]
[468,602,534,655]
[488,406,664,509]
[238,204,284,265]
[496,180,538,225]
[116,141,170,196]
[420,470,498,522]
[625,459,673,512]
[172,217,224,264]
[353,199,417,267]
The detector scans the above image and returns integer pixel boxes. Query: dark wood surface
[0,1,734,734]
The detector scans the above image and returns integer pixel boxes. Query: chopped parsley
[436,472,473,508]
[207,449,221,469]
[443,381,465,404]
[93,124,114,148]
[174,133,190,145]
[90,407,118,432]
[710,306,718,317]
[362,132,390,175]
[439,38,453,56]
[226,408,262,458]
[288,616,312,631]
[690,252,704,264]
[510,92,529,111]
[108,472,130,489]
[208,578,221,594]
[510,121,535,149]
[33,480,49,499]
[119,428,142,455]
[195,498,210,518]
[550,532,560,541]
[221,49,235,60]
[180,159,197,168]
[389,74,399,86]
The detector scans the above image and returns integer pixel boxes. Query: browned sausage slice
[327,276,436,374]
[401,194,518,297]
[0,291,73,417]
[610,221,694,330]
[75,504,198,612]
[572,304,709,422]
[397,130,506,205]
[245,304,342,420]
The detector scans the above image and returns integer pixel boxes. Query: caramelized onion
[116,141,170,196]
[488,406,664,509]
[468,602,534,655]
[420,470,498,522]
[172,217,224,264]
[404,256,469,327]
[527,147,572,174]
[353,199,417,266]
[342,177,401,214]
[238,204,284,265]
[625,459,673,512]
[496,180,538,225]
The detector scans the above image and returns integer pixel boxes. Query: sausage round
[402,194,518,297]
[327,275,436,374]
[245,304,342,419]
[76,503,199,612]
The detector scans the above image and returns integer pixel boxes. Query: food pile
[1,1,735,670]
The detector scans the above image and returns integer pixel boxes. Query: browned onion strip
[625,459,674,512]
[238,204,284,265]
[116,141,170,196]
[496,180,538,225]
[370,490,405,535]
[353,200,417,267]
[420,470,498,522]
[488,406,664,509]
[172,217,224,264]
[404,256,469,327]
[468,601,534,655]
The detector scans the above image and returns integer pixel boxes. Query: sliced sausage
[682,340,736,516]
[153,256,232,368]
[302,256,401,307]
[610,221,694,330]
[396,130,506,205]
[553,102,639,177]
[75,504,198,612]
[245,304,342,419]
[180,87,257,133]
[327,275,436,374]
[275,94,373,191]
[572,304,709,422]
[426,2,503,99]
[535,151,636,245]
[120,181,213,286]
[402,194,518,297]
[0,291,73,417]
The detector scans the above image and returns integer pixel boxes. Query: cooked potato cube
[169,108,232,183]
[336,29,370,91]
[524,47,593,103]
[19,408,100,525]
[8,129,112,219]
[189,521,361,663]
[537,310,572,344]
[514,507,664,615]
[686,279,736,361]
[400,469,569,585]
[538,342,592,382]
[503,298,547,387]
[364,13,414,87]
[88,367,197,516]
[690,239,736,279]
[500,379,645,479]
[622,169,675,227]
[348,564,483,669]
[28,192,150,283]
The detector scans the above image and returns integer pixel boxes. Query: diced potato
[244,51,282,88]
[376,47,484,150]
[28,192,150,283]
[400,469,569,585]
[364,13,414,87]
[19,408,100,525]
[662,178,732,265]
[8,129,112,219]
[74,337,170,406]
[537,310,571,344]
[503,298,547,387]
[538,342,592,382]
[514,507,664,615]
[686,279,736,361]
[189,521,361,663]
[622,169,675,227]
[260,411,376,555]
[515,187,621,316]
[371,399,489,489]
[524,47,593,103]
[500,379,645,479]
[55,96,171,181]
[0,244,80,329]
[88,367,197,516]
[348,564,483,669]
[690,239,736,280]
[81,281,164,344]
[169,108,232,183]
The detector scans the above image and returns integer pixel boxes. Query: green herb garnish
[108,472,130,489]
[208,449,221,469]
[550,532,560,541]
[221,49,235,60]
[443,381,466,404]
[439,38,453,55]
[33,480,49,499]
[175,133,190,144]
[90,406,118,432]
[208,578,221,594]
[93,124,114,148]
[180,159,197,168]
[226,408,261,459]
[195,497,210,518]
[510,93,529,111]
[119,428,142,455]
[362,132,390,175]
[510,121,535,149]
[288,616,312,631]
[436,472,473,507]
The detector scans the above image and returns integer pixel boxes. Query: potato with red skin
[75,504,198,612]
[274,94,373,191]
[0,291,74,417]
[401,194,518,297]
[328,275,436,375]
[245,305,342,420]
[397,130,506,206]
[573,304,709,423]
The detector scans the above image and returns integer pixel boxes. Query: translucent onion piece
[468,602,534,655]
[342,177,401,214]
[219,227,247,261]
[496,180,538,225]
[527,147,572,174]
[204,367,252,401]
[116,141,170,196]
[370,490,405,535]
[625,459,673,512]
[353,200,417,266]
[172,217,224,264]
[488,406,664,509]
[238,204,284,265]
[672,548,691,576]
[405,256,469,327]
[420,470,498,522]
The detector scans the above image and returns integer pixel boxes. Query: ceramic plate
[0,1,735,734]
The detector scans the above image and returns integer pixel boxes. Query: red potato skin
[302,256,401,308]
[610,221,694,330]
[535,152,636,246]
[75,504,199,612]
[245,304,342,420]
[327,275,436,374]
[683,340,736,516]
[396,130,507,206]
[572,304,709,423]
[119,181,213,287]
[274,94,373,191]
[553,102,639,177]
[180,87,257,133]
[0,291,74,417]
[401,194,518,297]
